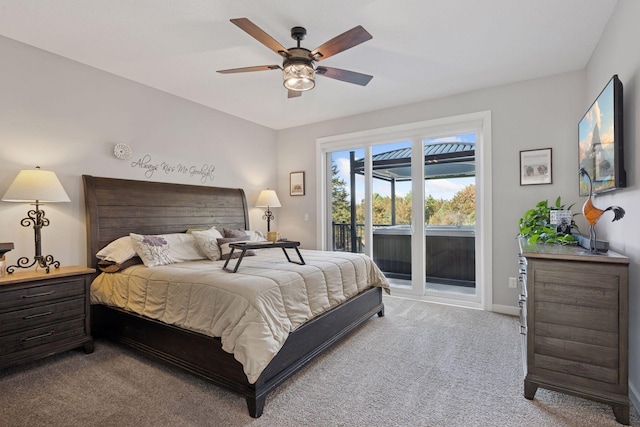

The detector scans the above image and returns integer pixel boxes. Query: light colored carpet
[1,295,638,426]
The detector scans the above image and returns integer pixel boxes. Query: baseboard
[630,380,639,414]
[491,304,519,316]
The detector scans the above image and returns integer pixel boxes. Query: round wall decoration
[113,143,132,160]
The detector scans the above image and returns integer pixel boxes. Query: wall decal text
[130,155,215,183]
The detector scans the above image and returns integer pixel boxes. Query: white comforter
[90,248,389,383]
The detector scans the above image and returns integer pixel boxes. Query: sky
[332,133,476,201]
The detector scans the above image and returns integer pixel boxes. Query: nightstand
[0,266,96,370]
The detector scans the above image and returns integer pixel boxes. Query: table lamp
[255,189,281,239]
[1,166,70,274]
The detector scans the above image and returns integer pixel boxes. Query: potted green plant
[517,197,579,245]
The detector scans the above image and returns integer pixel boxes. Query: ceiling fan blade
[288,89,302,98]
[230,18,289,57]
[316,66,373,86]
[310,26,372,61]
[217,65,281,74]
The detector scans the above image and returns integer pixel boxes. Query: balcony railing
[332,222,409,252]
[332,221,365,252]
[332,222,476,287]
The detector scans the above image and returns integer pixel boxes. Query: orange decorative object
[579,168,625,252]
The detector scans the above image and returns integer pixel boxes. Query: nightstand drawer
[0,297,85,335]
[0,278,85,312]
[0,318,86,356]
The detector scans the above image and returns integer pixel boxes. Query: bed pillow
[217,236,255,260]
[96,236,137,264]
[97,256,143,273]
[130,232,206,267]
[191,228,224,261]
[246,230,268,242]
[186,226,219,234]
[223,228,267,242]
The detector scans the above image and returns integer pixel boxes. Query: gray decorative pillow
[217,236,255,260]
[223,228,267,242]
[223,228,250,239]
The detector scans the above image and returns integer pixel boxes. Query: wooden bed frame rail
[92,287,383,417]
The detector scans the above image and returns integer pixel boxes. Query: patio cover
[352,141,475,181]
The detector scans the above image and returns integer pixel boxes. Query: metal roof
[353,141,475,181]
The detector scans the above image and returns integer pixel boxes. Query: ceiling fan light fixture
[283,62,315,92]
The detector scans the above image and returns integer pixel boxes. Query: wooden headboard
[83,175,249,269]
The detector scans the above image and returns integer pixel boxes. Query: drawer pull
[22,331,54,342]
[23,311,54,320]
[21,291,55,299]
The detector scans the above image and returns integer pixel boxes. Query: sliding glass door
[326,135,476,299]
[423,134,476,298]
[319,112,489,308]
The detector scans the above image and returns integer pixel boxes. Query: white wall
[0,36,278,268]
[276,70,585,310]
[584,0,640,410]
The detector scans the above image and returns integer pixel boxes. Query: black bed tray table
[223,241,305,273]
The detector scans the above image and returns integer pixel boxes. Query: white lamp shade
[255,190,281,208]
[2,168,70,203]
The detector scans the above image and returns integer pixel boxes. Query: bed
[83,175,387,418]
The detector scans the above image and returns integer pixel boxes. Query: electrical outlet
[508,277,518,289]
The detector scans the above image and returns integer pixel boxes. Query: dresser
[518,239,630,424]
[0,266,95,370]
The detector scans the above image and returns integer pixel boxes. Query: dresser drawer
[0,297,85,335]
[0,278,85,312]
[0,318,86,356]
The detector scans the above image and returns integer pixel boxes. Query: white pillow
[246,230,268,242]
[191,227,224,261]
[130,233,205,267]
[96,236,137,264]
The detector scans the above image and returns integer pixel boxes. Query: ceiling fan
[217,18,373,98]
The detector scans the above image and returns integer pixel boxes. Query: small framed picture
[520,148,552,185]
[290,171,305,196]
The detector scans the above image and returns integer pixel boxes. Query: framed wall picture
[520,148,552,185]
[290,171,305,196]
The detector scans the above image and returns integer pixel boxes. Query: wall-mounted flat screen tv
[578,74,625,196]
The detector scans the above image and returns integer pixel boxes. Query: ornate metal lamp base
[262,208,274,232]
[6,203,62,275]
[7,255,60,274]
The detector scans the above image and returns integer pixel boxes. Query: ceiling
[0,0,617,130]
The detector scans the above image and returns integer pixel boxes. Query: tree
[428,184,475,225]
[394,192,412,224]
[331,161,351,223]
[449,184,475,217]
[339,181,476,227]
[425,194,442,224]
